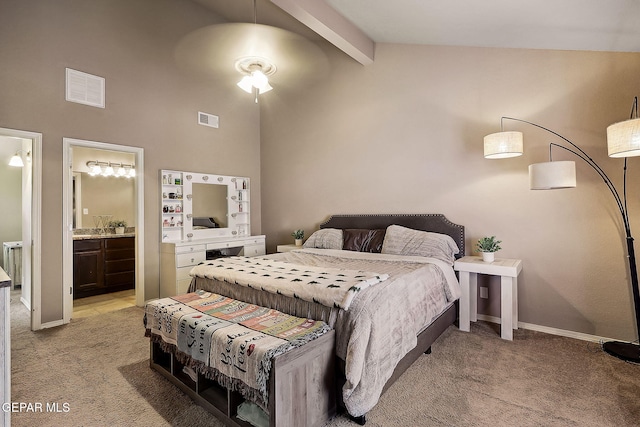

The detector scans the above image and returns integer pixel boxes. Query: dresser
[160,235,266,297]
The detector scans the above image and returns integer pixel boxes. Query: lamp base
[602,341,640,363]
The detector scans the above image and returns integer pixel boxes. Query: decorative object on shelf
[476,236,502,262]
[484,97,640,363]
[8,149,30,167]
[93,215,112,235]
[109,219,127,234]
[292,229,305,246]
[86,160,135,178]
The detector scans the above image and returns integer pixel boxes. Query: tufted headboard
[319,214,465,258]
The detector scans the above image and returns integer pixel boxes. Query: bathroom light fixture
[8,150,30,167]
[485,97,639,363]
[86,160,135,178]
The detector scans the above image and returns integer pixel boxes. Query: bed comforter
[189,248,460,417]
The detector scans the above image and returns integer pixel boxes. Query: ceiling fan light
[257,80,273,94]
[237,76,254,93]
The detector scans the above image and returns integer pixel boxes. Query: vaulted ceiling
[194,0,640,66]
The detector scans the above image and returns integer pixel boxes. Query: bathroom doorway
[62,138,144,323]
[0,127,42,331]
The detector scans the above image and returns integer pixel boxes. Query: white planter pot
[481,252,495,262]
[295,239,303,246]
[115,227,125,235]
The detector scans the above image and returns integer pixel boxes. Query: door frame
[0,127,42,330]
[62,138,145,323]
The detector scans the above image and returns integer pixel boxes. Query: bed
[188,214,465,423]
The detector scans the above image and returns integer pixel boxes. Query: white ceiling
[194,0,640,66]
[325,0,640,53]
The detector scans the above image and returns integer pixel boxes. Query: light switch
[480,287,489,299]
[83,208,89,215]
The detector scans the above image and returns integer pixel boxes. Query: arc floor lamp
[484,97,640,363]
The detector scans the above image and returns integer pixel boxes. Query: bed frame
[320,214,464,425]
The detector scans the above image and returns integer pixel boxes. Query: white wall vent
[198,111,219,128]
[65,68,105,108]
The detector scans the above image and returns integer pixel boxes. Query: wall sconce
[86,160,135,178]
[8,150,31,167]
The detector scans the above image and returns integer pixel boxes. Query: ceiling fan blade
[174,23,329,87]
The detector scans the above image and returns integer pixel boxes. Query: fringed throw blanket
[144,291,331,409]
[189,256,389,310]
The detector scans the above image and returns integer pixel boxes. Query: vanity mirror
[160,170,250,242]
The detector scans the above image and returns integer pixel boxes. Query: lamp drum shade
[484,131,524,159]
[607,118,640,158]
[529,161,576,190]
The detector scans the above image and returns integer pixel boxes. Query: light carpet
[9,293,640,426]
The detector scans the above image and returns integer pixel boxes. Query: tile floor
[72,289,136,319]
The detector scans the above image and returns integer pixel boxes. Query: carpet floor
[9,294,640,426]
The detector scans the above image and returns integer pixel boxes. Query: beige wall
[261,43,640,341]
[0,0,262,322]
[0,138,23,266]
[72,146,136,228]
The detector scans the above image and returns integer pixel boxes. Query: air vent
[198,111,219,128]
[65,68,105,108]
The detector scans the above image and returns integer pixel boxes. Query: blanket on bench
[144,291,331,409]
[189,256,389,310]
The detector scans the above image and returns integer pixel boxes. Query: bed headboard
[319,214,465,258]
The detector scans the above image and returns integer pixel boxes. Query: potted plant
[476,236,502,262]
[109,219,127,235]
[292,229,304,246]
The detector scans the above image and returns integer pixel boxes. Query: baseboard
[476,314,615,344]
[40,319,65,329]
[20,297,30,311]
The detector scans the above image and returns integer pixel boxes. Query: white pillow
[381,225,460,264]
[302,228,343,250]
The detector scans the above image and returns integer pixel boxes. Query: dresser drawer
[244,243,265,257]
[176,244,206,254]
[176,266,193,281]
[176,252,205,268]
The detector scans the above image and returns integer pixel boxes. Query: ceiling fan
[175,0,328,102]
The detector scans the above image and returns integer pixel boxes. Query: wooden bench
[150,326,336,427]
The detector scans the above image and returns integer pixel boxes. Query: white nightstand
[276,244,303,253]
[454,255,523,340]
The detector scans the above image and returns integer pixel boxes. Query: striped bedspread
[189,256,389,310]
[144,291,331,408]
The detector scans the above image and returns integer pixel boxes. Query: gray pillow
[302,228,343,250]
[381,225,459,264]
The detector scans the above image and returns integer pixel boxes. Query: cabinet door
[73,240,104,299]
[104,237,135,290]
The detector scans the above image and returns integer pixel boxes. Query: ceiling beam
[270,0,374,65]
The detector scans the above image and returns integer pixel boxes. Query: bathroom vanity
[159,170,265,297]
[73,235,135,299]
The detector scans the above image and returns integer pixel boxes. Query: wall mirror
[161,170,250,242]
[192,183,228,228]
